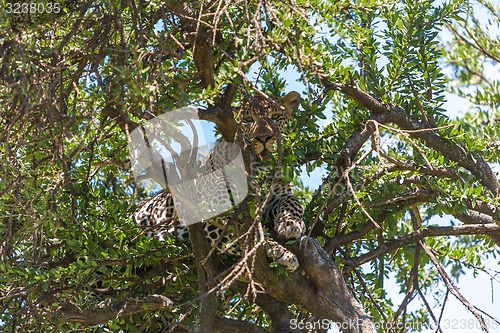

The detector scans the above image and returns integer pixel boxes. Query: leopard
[134,91,306,271]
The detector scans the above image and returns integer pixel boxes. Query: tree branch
[334,112,393,170]
[420,240,489,331]
[51,294,173,325]
[297,237,376,333]
[386,106,500,195]
[322,81,388,114]
[325,211,390,254]
[455,210,500,245]
[188,223,218,333]
[344,223,500,269]
[214,317,269,333]
[321,76,500,195]
[231,281,303,333]
[254,238,376,333]
[198,105,238,142]
[165,0,215,88]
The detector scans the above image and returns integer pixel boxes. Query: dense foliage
[1,0,499,332]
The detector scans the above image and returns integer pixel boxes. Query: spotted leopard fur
[134,91,305,271]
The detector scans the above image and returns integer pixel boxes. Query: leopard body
[134,91,305,271]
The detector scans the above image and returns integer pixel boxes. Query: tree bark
[254,237,376,333]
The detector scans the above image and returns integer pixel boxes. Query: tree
[1,0,499,332]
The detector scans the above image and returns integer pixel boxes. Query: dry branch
[420,241,489,331]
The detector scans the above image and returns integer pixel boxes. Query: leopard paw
[265,240,299,272]
[274,220,305,240]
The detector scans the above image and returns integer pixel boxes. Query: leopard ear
[280,91,301,113]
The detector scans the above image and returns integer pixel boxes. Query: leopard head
[236,91,300,159]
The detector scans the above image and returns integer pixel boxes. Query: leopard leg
[265,240,299,272]
[273,196,305,240]
[203,218,242,256]
[134,190,178,241]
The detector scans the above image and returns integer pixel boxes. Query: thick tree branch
[334,112,393,170]
[213,317,269,333]
[344,223,500,269]
[51,295,173,325]
[296,237,376,333]
[308,111,394,233]
[386,106,500,195]
[165,0,215,88]
[322,81,388,114]
[464,199,499,217]
[198,105,238,142]
[193,33,216,88]
[254,238,376,333]
[231,281,303,333]
[188,223,218,333]
[455,210,500,245]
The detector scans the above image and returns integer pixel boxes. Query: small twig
[352,268,392,331]
[420,241,489,331]
[417,287,444,333]
[345,166,381,229]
